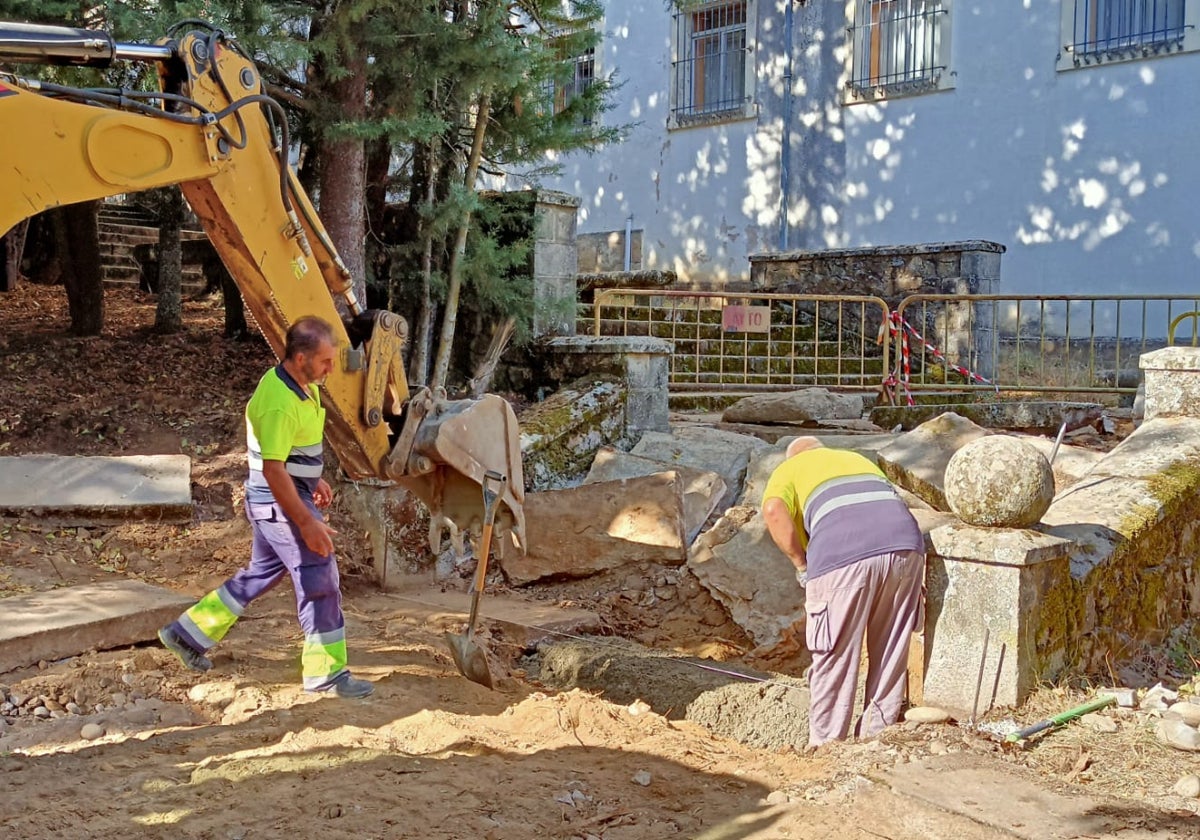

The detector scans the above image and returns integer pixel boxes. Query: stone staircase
[99,201,209,295]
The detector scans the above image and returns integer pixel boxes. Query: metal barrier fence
[590,289,890,392]
[892,294,1200,401]
[587,290,1200,403]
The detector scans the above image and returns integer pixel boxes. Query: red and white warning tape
[882,311,995,406]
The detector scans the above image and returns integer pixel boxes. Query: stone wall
[578,228,644,274]
[750,241,1005,379]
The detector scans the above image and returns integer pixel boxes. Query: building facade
[500,1,1200,295]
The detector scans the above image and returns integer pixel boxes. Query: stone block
[632,426,767,511]
[499,472,688,585]
[1140,346,1200,420]
[921,524,1073,717]
[519,378,628,491]
[721,388,864,424]
[0,580,194,672]
[585,446,726,543]
[533,242,577,279]
[542,336,671,436]
[876,412,990,510]
[687,506,805,656]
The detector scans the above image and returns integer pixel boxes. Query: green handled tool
[1005,694,1116,743]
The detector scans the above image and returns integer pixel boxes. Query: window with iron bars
[846,1,952,102]
[669,0,753,126]
[543,45,597,125]
[1059,1,1197,69]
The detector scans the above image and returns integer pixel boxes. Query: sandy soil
[1,283,1198,839]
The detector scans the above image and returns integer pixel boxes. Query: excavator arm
[0,21,525,555]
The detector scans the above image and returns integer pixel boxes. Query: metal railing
[892,294,1200,399]
[1065,0,1188,64]
[585,290,1200,404]
[671,0,750,120]
[848,0,947,95]
[590,289,890,392]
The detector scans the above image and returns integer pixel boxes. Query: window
[555,46,596,120]
[1058,1,1199,69]
[670,0,755,127]
[845,1,953,103]
[541,35,599,126]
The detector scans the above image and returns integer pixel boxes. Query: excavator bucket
[392,391,526,558]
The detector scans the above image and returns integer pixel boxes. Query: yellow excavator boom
[0,21,525,554]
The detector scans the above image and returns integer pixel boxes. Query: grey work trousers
[804,549,925,748]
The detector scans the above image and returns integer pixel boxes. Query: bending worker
[159,316,374,699]
[762,436,924,747]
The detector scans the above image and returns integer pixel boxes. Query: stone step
[0,580,193,673]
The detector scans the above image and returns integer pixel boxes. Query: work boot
[157,626,213,673]
[308,673,375,699]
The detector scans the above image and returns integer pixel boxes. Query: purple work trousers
[804,549,924,748]
[169,501,345,688]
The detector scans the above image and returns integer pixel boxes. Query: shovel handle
[465,470,507,631]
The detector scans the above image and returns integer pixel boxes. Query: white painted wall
[504,1,1200,296]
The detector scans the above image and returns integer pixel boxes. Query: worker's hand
[795,567,808,589]
[299,517,337,557]
[313,479,334,509]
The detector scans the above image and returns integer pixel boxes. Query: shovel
[445,470,507,689]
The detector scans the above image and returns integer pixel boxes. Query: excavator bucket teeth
[396,394,525,555]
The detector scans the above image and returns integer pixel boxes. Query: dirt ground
[2,283,1199,839]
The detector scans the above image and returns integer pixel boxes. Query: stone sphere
[944,435,1054,527]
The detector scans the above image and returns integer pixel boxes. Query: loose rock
[80,723,106,740]
[632,770,652,787]
[904,706,952,724]
[1165,701,1200,728]
[1081,712,1118,733]
[1156,718,1200,752]
[1173,774,1200,799]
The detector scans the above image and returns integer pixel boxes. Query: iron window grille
[847,1,947,98]
[1064,1,1189,64]
[542,44,596,124]
[671,1,750,121]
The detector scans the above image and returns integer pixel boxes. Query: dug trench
[524,637,811,750]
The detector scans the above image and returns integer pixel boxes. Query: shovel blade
[445,631,494,689]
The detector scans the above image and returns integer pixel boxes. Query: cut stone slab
[519,378,628,491]
[717,418,883,442]
[499,472,687,585]
[738,433,899,507]
[534,636,810,750]
[720,388,865,424]
[880,754,1170,840]
[870,401,1105,435]
[0,580,193,672]
[583,446,726,544]
[687,505,804,657]
[0,455,192,524]
[631,426,767,510]
[877,412,990,511]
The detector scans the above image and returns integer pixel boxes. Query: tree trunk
[221,270,249,340]
[407,137,440,389]
[2,220,29,292]
[316,56,368,308]
[431,93,491,390]
[60,201,104,336]
[154,188,184,334]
